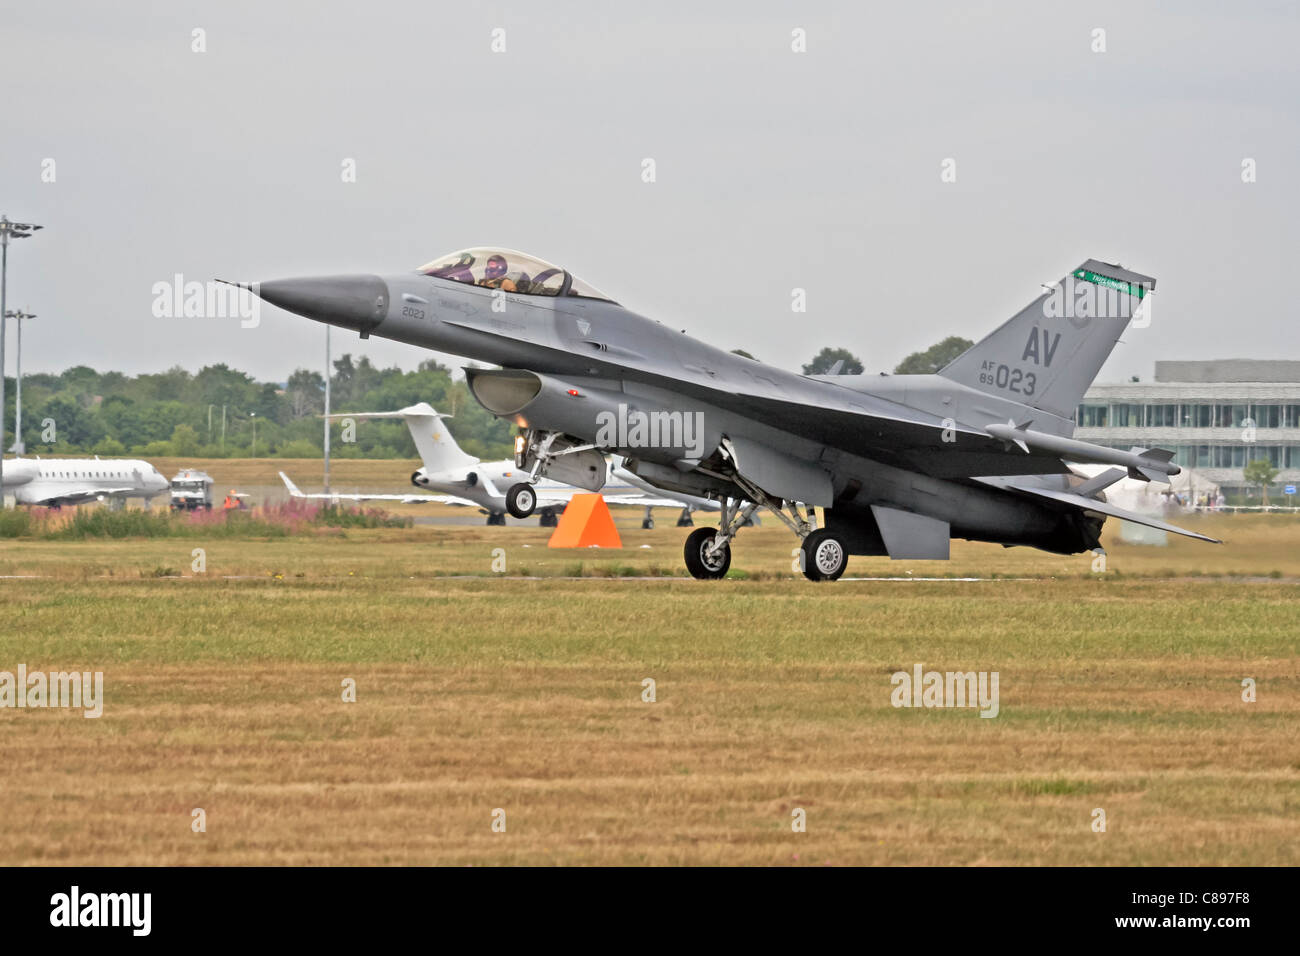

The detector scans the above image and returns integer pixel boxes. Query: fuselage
[413,456,643,513]
[4,457,170,506]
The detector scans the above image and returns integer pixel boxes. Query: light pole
[5,310,36,455]
[0,216,43,506]
[324,326,331,493]
[251,412,257,457]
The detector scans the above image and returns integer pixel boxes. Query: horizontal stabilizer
[322,402,449,421]
[1073,467,1126,497]
[975,478,1221,544]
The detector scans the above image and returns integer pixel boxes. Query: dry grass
[0,514,1297,865]
[136,456,424,491]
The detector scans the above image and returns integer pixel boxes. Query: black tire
[684,527,730,580]
[641,518,655,530]
[539,509,558,528]
[801,529,848,582]
[505,482,537,519]
[486,512,507,526]
[676,511,694,527]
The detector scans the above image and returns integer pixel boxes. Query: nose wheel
[505,482,537,519]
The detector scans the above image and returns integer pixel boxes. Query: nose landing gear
[505,482,537,519]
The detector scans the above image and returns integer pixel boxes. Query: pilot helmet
[484,254,508,280]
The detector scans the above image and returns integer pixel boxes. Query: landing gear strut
[641,505,655,530]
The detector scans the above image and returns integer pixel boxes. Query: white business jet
[279,403,715,526]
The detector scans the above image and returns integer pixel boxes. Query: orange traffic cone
[547,494,623,549]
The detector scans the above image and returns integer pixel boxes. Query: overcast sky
[4,0,1297,384]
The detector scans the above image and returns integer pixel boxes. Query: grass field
[1,508,1297,865]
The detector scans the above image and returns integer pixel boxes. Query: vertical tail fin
[325,403,478,472]
[938,259,1155,420]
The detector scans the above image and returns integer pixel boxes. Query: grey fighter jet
[235,247,1218,581]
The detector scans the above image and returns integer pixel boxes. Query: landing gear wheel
[642,517,655,530]
[684,527,731,580]
[676,510,694,527]
[539,509,558,528]
[505,482,537,519]
[801,529,848,582]
[486,512,507,526]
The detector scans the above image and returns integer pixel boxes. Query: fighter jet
[236,248,1218,580]
[278,401,710,525]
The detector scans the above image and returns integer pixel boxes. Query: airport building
[1076,360,1300,497]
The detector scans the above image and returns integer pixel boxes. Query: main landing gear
[799,528,848,582]
[684,526,731,579]
[681,442,848,582]
[682,500,847,582]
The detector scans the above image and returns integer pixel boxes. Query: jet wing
[32,486,137,504]
[291,489,472,506]
[635,376,1069,479]
[278,471,470,506]
[973,477,1222,544]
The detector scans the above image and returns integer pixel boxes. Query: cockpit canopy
[417,248,615,303]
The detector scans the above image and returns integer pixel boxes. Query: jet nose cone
[255,274,389,335]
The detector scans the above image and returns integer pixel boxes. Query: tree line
[3,356,514,461]
[2,338,973,461]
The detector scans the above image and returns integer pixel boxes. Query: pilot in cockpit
[478,254,531,293]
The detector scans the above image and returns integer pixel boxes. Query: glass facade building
[1075,361,1300,492]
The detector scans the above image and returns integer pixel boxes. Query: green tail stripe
[1072,269,1148,300]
